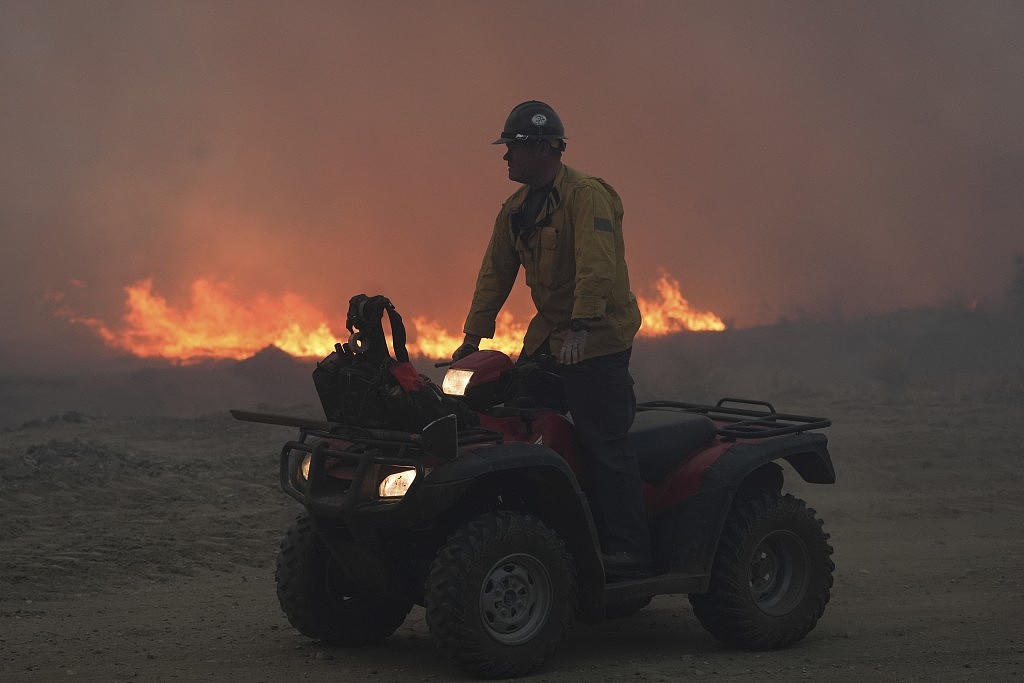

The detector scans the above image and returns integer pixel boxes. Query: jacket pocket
[537,226,568,287]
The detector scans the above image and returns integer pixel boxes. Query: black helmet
[493,100,566,149]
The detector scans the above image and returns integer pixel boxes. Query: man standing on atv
[453,100,651,577]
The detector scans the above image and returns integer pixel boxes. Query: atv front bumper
[279,435,472,528]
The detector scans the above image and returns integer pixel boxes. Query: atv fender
[430,441,583,483]
[428,442,606,611]
[308,517,422,604]
[707,432,835,488]
[657,432,834,583]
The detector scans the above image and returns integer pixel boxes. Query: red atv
[234,302,835,679]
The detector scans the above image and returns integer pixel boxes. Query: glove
[559,329,588,365]
[452,342,478,361]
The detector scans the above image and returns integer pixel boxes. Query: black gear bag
[312,294,458,432]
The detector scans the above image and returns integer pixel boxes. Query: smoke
[2,0,1024,370]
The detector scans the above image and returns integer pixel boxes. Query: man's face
[503,142,549,185]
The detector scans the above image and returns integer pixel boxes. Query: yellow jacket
[464,164,642,360]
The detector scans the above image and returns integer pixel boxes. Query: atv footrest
[605,572,706,600]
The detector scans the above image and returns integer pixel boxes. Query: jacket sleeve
[463,212,520,338]
[569,180,620,321]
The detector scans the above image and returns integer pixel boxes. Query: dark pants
[521,343,651,558]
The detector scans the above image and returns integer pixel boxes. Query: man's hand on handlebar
[452,334,482,362]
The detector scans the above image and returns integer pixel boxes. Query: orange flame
[56,273,724,364]
[636,274,726,334]
[59,279,338,362]
[412,311,527,358]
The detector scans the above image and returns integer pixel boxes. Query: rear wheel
[425,511,578,679]
[689,491,833,649]
[275,514,412,645]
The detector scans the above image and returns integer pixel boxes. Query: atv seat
[630,409,717,483]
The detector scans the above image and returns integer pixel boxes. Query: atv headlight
[378,468,417,499]
[442,368,474,396]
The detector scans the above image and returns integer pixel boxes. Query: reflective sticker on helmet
[531,113,548,127]
[594,217,613,232]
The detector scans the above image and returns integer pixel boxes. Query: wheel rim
[479,552,553,645]
[749,530,809,616]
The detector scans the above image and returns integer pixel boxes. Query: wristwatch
[569,318,590,332]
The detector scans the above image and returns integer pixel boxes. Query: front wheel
[689,491,834,649]
[425,511,578,679]
[275,514,412,645]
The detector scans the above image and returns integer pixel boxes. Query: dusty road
[2,394,1022,681]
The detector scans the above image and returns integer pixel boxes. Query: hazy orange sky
[3,1,1023,368]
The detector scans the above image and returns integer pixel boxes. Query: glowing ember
[55,273,724,363]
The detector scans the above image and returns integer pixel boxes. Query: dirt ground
[2,361,1023,681]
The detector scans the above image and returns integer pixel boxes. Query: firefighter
[454,100,651,577]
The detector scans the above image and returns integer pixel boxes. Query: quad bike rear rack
[637,398,831,440]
